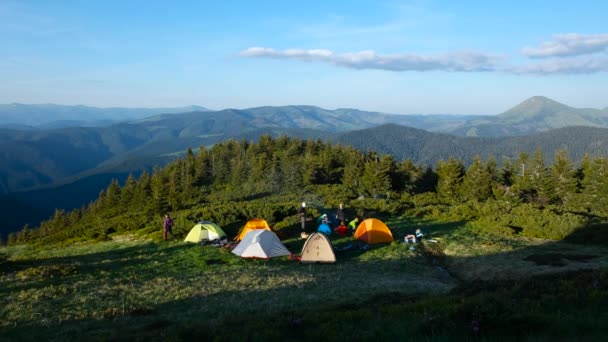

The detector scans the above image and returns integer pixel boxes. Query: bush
[0,252,8,265]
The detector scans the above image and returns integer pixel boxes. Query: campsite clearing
[1,217,608,340]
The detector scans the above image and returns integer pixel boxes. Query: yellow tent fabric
[184,222,226,243]
[354,218,394,244]
[234,218,272,241]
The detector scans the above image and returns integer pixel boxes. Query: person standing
[163,213,174,241]
[335,203,345,223]
[297,202,307,233]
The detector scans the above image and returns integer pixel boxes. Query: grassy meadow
[1,215,608,341]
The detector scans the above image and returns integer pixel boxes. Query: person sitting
[317,223,332,235]
[415,228,424,240]
[404,233,417,244]
[334,221,348,236]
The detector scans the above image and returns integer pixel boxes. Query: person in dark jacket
[335,203,346,223]
[163,213,174,241]
[297,202,307,233]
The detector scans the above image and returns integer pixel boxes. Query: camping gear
[234,218,273,241]
[317,223,332,235]
[334,243,353,252]
[184,221,227,243]
[300,232,336,264]
[231,230,291,259]
[354,218,394,244]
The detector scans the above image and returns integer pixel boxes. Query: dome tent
[184,221,227,243]
[231,230,291,259]
[354,218,394,244]
[300,232,336,264]
[234,218,273,241]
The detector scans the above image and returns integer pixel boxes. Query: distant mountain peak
[499,96,573,119]
[513,95,570,109]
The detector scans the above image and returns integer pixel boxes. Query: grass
[1,216,608,340]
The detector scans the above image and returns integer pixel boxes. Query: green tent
[184,221,227,243]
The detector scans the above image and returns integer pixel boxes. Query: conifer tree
[104,179,121,211]
[461,156,493,201]
[20,224,31,243]
[530,149,556,205]
[436,158,464,203]
[150,168,169,215]
[167,167,182,210]
[580,157,608,215]
[132,171,152,212]
[392,159,415,193]
[551,150,577,207]
[120,174,137,209]
[415,167,438,194]
[512,152,535,202]
[7,233,17,246]
[194,145,211,187]
[361,154,393,197]
[341,151,364,193]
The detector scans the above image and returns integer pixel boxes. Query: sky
[1,0,607,114]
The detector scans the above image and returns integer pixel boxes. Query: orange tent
[234,218,273,241]
[354,218,394,244]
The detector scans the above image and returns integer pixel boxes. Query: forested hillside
[3,97,608,194]
[336,124,608,165]
[6,135,607,246]
[0,105,451,193]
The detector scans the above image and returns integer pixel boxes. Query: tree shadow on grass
[2,216,608,341]
[0,243,197,295]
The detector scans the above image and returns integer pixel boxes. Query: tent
[354,218,394,244]
[300,232,336,264]
[317,223,332,235]
[184,221,227,243]
[231,230,291,259]
[234,218,273,241]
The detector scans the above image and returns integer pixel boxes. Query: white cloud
[240,47,503,72]
[522,33,608,58]
[513,57,608,74]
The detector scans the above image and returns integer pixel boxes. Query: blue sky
[1,0,607,114]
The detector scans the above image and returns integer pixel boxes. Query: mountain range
[0,103,209,129]
[2,96,608,194]
[2,96,608,235]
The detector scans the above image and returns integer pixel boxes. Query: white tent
[231,230,291,259]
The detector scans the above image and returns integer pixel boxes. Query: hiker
[163,213,174,241]
[297,202,307,232]
[335,203,346,223]
[348,217,359,232]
